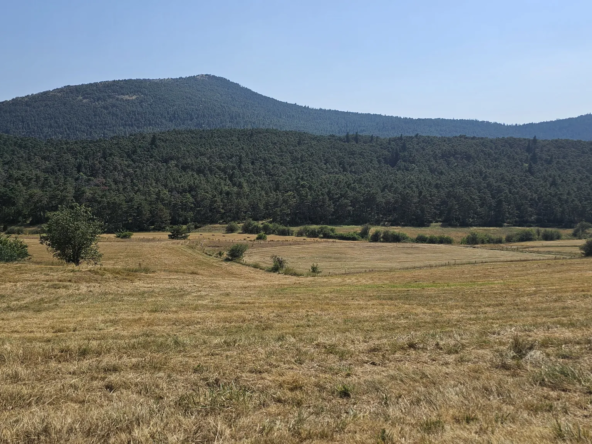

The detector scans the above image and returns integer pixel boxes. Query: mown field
[1,232,591,443]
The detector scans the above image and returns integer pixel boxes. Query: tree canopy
[1,129,591,230]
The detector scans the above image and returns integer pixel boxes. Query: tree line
[1,129,591,231]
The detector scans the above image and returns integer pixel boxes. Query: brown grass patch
[1,235,591,442]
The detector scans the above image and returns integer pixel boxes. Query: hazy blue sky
[1,0,591,123]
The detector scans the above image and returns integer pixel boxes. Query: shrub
[506,229,537,243]
[581,239,592,257]
[274,225,294,236]
[296,226,319,237]
[0,234,29,262]
[40,204,103,266]
[115,231,133,239]
[256,232,267,241]
[5,226,24,235]
[334,232,361,241]
[541,229,562,241]
[462,232,502,245]
[415,234,428,243]
[440,235,454,244]
[359,224,371,239]
[227,244,248,261]
[573,222,592,239]
[418,234,452,244]
[310,263,321,274]
[168,225,190,240]
[262,222,293,236]
[294,226,360,241]
[270,255,287,272]
[241,219,261,234]
[381,230,409,243]
[516,229,537,242]
[226,222,239,233]
[369,230,382,242]
[318,226,337,238]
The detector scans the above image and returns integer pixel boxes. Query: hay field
[496,240,586,258]
[243,241,561,274]
[1,235,591,443]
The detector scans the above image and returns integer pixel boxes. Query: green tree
[227,244,248,261]
[168,225,190,240]
[226,222,239,233]
[40,204,103,265]
[0,234,29,262]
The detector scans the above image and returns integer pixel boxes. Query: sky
[1,0,591,124]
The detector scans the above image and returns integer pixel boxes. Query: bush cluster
[369,230,410,243]
[262,222,293,236]
[240,219,293,236]
[415,234,453,244]
[296,225,360,241]
[0,234,29,262]
[115,231,133,239]
[540,229,562,241]
[505,228,562,243]
[461,232,503,245]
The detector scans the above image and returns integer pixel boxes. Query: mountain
[1,129,591,229]
[0,75,591,140]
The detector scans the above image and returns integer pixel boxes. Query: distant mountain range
[0,75,590,140]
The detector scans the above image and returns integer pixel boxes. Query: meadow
[0,230,590,443]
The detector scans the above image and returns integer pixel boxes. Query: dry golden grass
[496,239,586,257]
[243,241,560,274]
[1,235,591,443]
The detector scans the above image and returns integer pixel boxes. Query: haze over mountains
[0,75,591,140]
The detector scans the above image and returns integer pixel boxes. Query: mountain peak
[0,76,590,140]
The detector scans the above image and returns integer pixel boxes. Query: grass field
[1,233,591,443]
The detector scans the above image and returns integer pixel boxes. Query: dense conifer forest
[1,75,591,140]
[1,129,591,230]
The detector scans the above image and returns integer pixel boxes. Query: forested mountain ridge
[1,129,591,229]
[1,75,591,140]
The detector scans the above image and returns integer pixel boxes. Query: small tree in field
[168,225,190,240]
[227,244,248,261]
[40,204,103,265]
[0,234,29,262]
[226,222,239,233]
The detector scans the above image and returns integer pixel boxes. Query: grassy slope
[1,235,591,443]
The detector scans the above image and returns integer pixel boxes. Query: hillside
[1,129,591,229]
[1,75,591,140]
